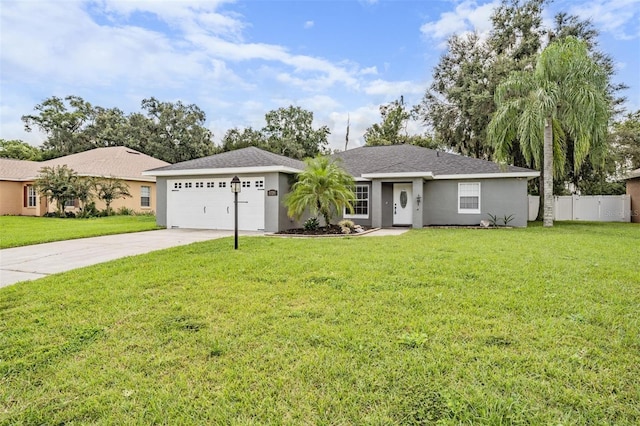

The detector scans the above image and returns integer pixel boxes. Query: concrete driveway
[0,229,260,288]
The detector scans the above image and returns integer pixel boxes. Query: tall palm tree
[488,36,610,226]
[285,156,355,227]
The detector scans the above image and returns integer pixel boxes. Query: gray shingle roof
[147,146,306,172]
[144,145,537,178]
[332,145,536,177]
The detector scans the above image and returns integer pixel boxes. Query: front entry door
[393,183,413,226]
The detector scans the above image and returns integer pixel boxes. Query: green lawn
[1,222,638,424]
[0,215,160,249]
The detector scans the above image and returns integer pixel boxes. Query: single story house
[144,145,539,231]
[0,147,169,216]
[626,167,640,223]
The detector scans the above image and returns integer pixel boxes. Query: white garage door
[167,177,265,231]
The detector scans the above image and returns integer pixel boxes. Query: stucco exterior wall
[0,181,48,216]
[627,177,640,223]
[0,181,26,215]
[155,178,168,226]
[1,178,157,217]
[40,180,159,216]
[276,172,300,232]
[91,180,158,214]
[423,178,529,227]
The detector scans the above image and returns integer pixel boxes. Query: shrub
[303,217,320,231]
[338,219,355,230]
[503,214,515,226]
[338,219,355,234]
[117,206,135,216]
[78,202,100,218]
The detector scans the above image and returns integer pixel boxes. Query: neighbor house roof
[626,168,640,179]
[0,158,42,181]
[145,146,306,176]
[332,145,539,180]
[0,147,169,182]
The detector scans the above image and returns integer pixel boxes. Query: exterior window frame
[27,185,37,208]
[344,184,369,219]
[141,185,151,208]
[458,182,481,214]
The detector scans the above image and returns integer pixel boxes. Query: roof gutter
[360,172,435,180]
[434,172,540,180]
[143,165,303,177]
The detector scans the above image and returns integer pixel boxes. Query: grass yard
[0,215,160,249]
[1,222,638,424]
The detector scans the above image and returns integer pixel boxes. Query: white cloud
[567,0,640,40]
[304,20,314,29]
[299,95,342,113]
[420,0,499,45]
[364,79,424,97]
[326,105,381,150]
[359,66,379,76]
[0,0,427,148]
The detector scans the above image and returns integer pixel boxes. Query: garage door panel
[167,178,264,231]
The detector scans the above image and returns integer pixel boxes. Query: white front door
[393,183,413,226]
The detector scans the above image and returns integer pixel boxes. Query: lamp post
[230,176,241,250]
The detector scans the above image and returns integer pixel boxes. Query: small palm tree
[488,36,609,227]
[285,156,355,227]
[94,177,131,216]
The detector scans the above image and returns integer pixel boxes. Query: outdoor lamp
[230,175,241,193]
[230,176,241,249]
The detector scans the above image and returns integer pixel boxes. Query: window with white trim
[141,186,151,207]
[458,182,481,214]
[27,185,37,207]
[242,181,250,188]
[344,184,369,218]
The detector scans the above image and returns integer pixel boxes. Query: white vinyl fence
[528,195,631,222]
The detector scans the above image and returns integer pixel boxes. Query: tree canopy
[0,139,42,161]
[420,0,625,192]
[21,95,216,163]
[364,97,439,149]
[34,165,84,217]
[611,110,640,171]
[220,106,330,160]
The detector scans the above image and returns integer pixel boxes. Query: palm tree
[488,36,610,227]
[285,156,355,227]
[94,177,131,216]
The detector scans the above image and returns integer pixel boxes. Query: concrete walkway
[0,227,409,288]
[361,227,410,237]
[0,229,260,288]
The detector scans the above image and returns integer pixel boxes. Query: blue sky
[1,0,639,152]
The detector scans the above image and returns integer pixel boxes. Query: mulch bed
[277,225,347,235]
[276,225,372,236]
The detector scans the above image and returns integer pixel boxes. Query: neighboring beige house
[0,147,169,216]
[626,168,640,223]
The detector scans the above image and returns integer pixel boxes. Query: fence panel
[527,195,631,222]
